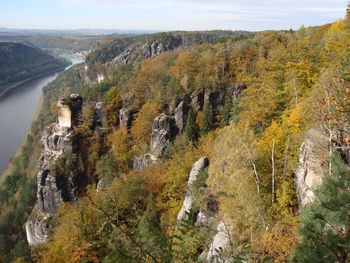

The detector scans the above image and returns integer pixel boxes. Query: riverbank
[0,66,68,99]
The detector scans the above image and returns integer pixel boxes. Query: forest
[0,7,350,263]
[0,42,68,93]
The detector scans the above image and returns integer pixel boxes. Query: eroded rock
[174,101,188,134]
[295,128,328,206]
[26,95,82,245]
[119,107,133,128]
[177,157,209,224]
[94,102,107,128]
[150,113,172,158]
[206,221,233,263]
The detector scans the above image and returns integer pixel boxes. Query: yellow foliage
[107,126,133,172]
[208,123,265,243]
[157,144,201,235]
[252,222,298,263]
[130,101,161,155]
[39,203,99,263]
[106,86,122,125]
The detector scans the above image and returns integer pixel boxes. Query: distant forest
[0,42,68,92]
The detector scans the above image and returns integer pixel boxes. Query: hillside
[0,34,102,53]
[0,42,69,93]
[1,10,350,263]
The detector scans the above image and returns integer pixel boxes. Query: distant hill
[0,34,103,53]
[0,42,69,92]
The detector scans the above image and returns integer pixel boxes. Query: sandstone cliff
[26,94,83,245]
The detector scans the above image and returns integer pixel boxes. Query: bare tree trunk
[236,136,260,196]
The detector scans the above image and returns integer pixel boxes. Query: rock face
[133,154,152,173]
[97,73,105,83]
[190,92,204,111]
[57,94,83,128]
[112,41,174,65]
[174,101,188,133]
[232,83,247,100]
[133,113,174,172]
[94,102,107,128]
[295,128,328,206]
[206,221,233,263]
[119,107,133,128]
[150,113,173,158]
[26,95,82,245]
[177,157,209,224]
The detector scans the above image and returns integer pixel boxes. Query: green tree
[137,196,169,261]
[200,103,214,136]
[220,93,233,127]
[184,109,198,142]
[290,152,350,263]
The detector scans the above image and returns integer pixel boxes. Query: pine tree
[184,109,198,142]
[200,103,213,136]
[137,196,169,261]
[220,93,233,127]
[290,152,350,263]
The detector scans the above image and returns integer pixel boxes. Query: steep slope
[0,42,69,93]
[1,13,350,263]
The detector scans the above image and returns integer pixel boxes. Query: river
[0,53,84,176]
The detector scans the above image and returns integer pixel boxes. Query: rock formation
[177,157,209,224]
[133,113,175,172]
[119,107,133,128]
[26,94,82,245]
[174,101,188,133]
[150,113,172,158]
[295,128,328,206]
[133,154,152,173]
[112,41,173,65]
[206,221,233,263]
[94,102,107,128]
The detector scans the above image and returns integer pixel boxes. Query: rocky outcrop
[232,83,247,100]
[174,101,188,133]
[57,94,82,128]
[97,73,105,84]
[133,154,152,173]
[295,128,328,207]
[190,91,204,111]
[94,102,107,128]
[150,113,173,158]
[112,41,174,65]
[177,157,209,224]
[119,107,133,128]
[206,221,233,263]
[26,95,82,245]
[133,113,175,172]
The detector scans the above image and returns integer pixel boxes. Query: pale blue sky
[0,0,347,31]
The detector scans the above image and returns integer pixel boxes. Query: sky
[0,0,348,31]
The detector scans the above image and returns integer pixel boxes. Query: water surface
[0,53,84,175]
